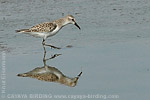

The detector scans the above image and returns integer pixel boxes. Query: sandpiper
[17,66,82,87]
[16,15,81,49]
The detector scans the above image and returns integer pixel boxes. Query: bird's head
[69,71,82,87]
[66,15,81,30]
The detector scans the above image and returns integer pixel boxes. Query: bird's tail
[17,73,28,77]
[16,29,30,33]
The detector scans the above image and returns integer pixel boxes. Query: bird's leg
[42,39,61,49]
[42,42,49,70]
[42,39,46,45]
[42,42,47,66]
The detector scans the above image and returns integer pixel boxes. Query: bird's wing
[35,73,59,82]
[25,73,59,82]
[29,22,57,32]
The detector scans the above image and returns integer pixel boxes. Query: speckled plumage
[28,22,57,33]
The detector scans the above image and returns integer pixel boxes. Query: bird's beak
[74,22,81,30]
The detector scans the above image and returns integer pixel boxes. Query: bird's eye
[72,19,75,21]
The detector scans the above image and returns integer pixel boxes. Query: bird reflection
[17,44,82,87]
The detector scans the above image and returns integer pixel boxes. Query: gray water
[0,0,150,100]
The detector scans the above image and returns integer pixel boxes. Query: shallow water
[0,0,150,100]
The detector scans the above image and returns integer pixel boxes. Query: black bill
[74,22,81,30]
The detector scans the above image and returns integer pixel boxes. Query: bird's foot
[45,44,61,49]
[45,54,62,60]
[50,54,62,59]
